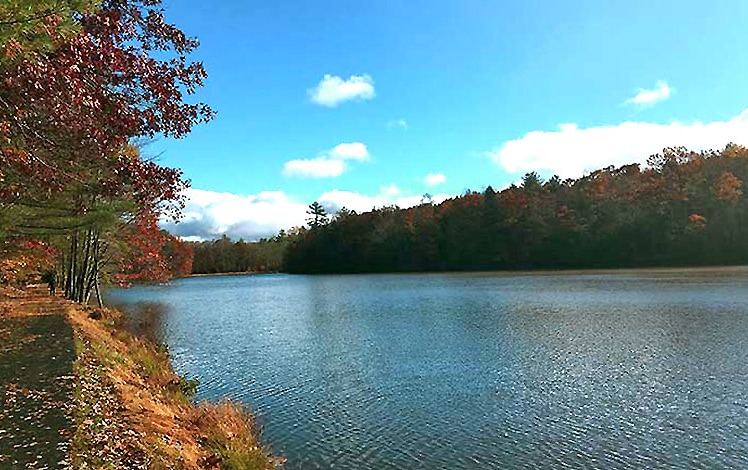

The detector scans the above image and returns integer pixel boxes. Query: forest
[192,145,748,274]
[0,0,206,303]
[285,145,748,273]
[190,232,294,275]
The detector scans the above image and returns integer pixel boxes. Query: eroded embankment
[0,286,279,469]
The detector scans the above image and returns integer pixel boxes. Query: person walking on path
[41,271,57,295]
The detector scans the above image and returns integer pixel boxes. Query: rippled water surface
[106,268,748,469]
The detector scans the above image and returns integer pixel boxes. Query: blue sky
[155,0,748,240]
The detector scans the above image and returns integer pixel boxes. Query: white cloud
[319,189,451,214]
[380,183,401,197]
[487,109,748,179]
[282,158,345,178]
[424,173,446,187]
[329,142,369,161]
[161,186,456,241]
[161,188,308,241]
[282,142,369,179]
[308,74,375,107]
[625,80,672,107]
[387,118,409,130]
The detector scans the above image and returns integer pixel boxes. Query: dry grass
[1,285,279,468]
[192,401,277,470]
[66,302,279,469]
[0,283,278,469]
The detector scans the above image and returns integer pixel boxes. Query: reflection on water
[108,300,169,344]
[106,267,748,469]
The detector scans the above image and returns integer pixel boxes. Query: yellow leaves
[0,120,11,141]
[122,144,140,161]
[713,172,742,204]
[722,144,748,159]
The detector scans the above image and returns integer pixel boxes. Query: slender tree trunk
[59,223,111,305]
[94,277,103,308]
[76,229,92,302]
[83,231,102,305]
[58,246,66,294]
[65,232,78,299]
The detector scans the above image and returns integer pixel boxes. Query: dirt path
[0,289,76,469]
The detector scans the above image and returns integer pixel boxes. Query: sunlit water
[106,268,748,469]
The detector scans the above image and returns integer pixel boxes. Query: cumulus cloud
[161,188,308,241]
[625,80,672,107]
[282,158,345,178]
[328,142,369,161]
[387,118,408,130]
[487,109,748,179]
[308,74,375,107]
[162,186,455,241]
[424,173,446,187]
[282,142,369,178]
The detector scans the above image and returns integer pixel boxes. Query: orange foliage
[713,172,742,204]
[0,239,57,285]
[116,215,194,285]
[688,213,707,230]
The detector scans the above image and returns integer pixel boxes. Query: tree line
[1,0,207,303]
[188,204,345,275]
[283,145,748,273]
[190,233,295,275]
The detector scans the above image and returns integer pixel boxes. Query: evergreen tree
[307,202,328,229]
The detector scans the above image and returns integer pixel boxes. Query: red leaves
[162,236,193,278]
[0,238,57,285]
[116,214,169,285]
[115,213,193,285]
[1,0,211,209]
[1,1,206,288]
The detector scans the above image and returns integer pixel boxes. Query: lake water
[106,268,748,469]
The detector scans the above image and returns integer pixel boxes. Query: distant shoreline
[188,264,748,278]
[188,270,277,278]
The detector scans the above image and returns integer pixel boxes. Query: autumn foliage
[286,145,748,273]
[117,215,193,285]
[0,238,57,285]
[1,0,204,297]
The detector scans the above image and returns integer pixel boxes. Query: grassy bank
[1,286,279,469]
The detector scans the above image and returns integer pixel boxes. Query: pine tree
[306,202,328,228]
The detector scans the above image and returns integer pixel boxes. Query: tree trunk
[65,232,78,299]
[94,277,103,308]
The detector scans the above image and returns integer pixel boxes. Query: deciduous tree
[1,0,208,301]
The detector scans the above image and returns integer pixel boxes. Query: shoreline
[193,264,748,278]
[188,271,275,278]
[0,286,281,469]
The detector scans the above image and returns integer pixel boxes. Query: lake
[106,268,748,469]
